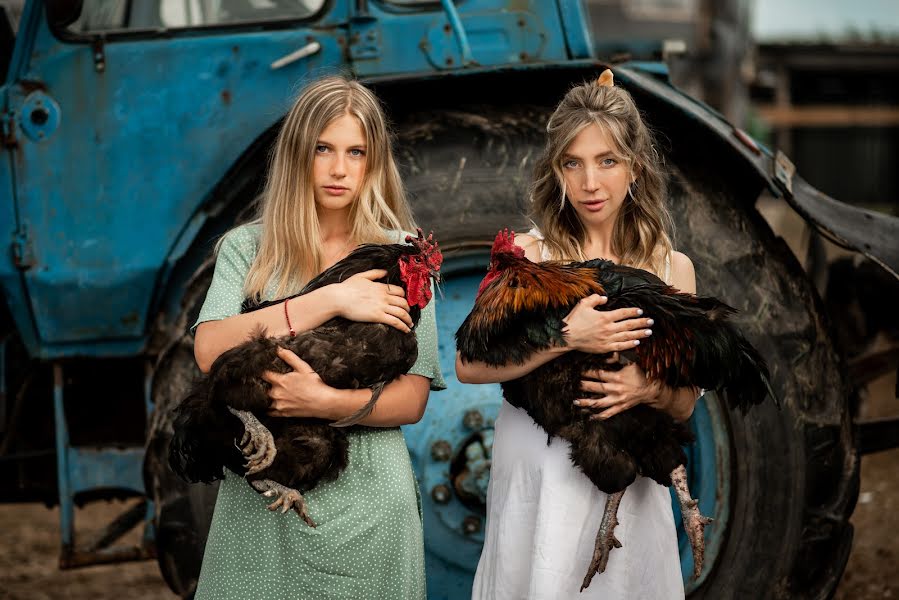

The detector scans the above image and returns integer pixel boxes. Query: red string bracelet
[284,298,296,338]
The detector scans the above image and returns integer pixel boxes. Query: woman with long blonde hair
[191,75,444,599]
[458,71,699,598]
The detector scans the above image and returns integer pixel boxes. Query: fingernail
[573,400,581,406]
[600,296,608,301]
[636,309,643,315]
[647,319,654,326]
[645,329,653,336]
[633,339,640,346]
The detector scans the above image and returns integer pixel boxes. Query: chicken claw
[250,479,316,527]
[227,407,276,474]
[671,465,713,579]
[581,490,625,591]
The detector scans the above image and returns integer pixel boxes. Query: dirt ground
[0,499,174,600]
[835,447,899,600]
[832,372,899,600]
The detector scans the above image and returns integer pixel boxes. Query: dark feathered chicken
[456,230,774,590]
[169,230,442,526]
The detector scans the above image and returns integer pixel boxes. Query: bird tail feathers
[330,381,386,428]
[168,385,245,483]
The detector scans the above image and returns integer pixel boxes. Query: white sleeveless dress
[471,231,685,600]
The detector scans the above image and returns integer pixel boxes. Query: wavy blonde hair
[241,75,415,300]
[530,75,674,276]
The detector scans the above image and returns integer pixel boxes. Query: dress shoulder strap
[525,227,552,261]
[663,252,672,285]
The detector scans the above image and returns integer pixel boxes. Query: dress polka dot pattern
[191,224,445,599]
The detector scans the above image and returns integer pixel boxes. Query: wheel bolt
[431,440,452,461]
[462,515,481,534]
[431,484,451,504]
[463,409,484,431]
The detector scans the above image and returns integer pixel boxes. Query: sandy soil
[833,371,899,600]
[0,501,173,599]
[834,448,899,600]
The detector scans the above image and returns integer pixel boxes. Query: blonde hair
[242,75,414,299]
[530,74,674,276]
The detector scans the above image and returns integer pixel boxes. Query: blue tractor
[2,0,897,598]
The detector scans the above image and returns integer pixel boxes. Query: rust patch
[18,80,49,94]
[733,127,761,155]
[2,111,18,149]
[120,312,140,326]
[221,90,231,105]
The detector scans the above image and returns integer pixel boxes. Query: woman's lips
[323,185,349,196]
[581,199,606,212]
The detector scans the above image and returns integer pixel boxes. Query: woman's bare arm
[455,346,572,384]
[194,286,336,373]
[652,251,701,421]
[194,269,413,373]
[264,347,431,426]
[650,385,702,422]
[454,233,651,384]
[577,250,702,421]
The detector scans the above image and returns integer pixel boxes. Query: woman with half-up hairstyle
[459,70,698,599]
[191,75,444,599]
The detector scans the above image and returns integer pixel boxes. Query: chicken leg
[581,489,625,592]
[228,408,276,475]
[250,479,316,527]
[671,464,713,578]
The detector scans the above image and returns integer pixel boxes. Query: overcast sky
[752,0,899,41]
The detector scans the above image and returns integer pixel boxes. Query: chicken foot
[671,464,713,578]
[250,479,316,527]
[581,489,625,592]
[228,407,276,475]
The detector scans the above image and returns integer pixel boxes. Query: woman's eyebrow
[316,139,367,149]
[562,150,615,160]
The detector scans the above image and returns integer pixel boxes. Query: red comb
[405,228,443,270]
[406,228,434,250]
[491,229,523,259]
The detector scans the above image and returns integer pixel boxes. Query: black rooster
[169,230,442,526]
[456,230,774,590]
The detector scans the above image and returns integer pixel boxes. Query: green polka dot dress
[191,224,446,600]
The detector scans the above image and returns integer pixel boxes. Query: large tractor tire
[392,105,857,599]
[144,263,218,599]
[143,104,857,599]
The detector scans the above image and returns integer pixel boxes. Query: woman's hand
[575,360,662,420]
[326,269,413,332]
[263,347,431,425]
[263,347,336,419]
[562,294,654,354]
